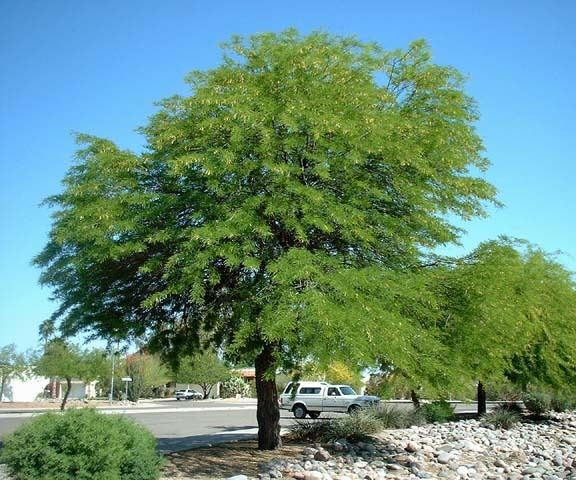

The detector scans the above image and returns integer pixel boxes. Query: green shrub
[523,392,552,416]
[0,408,163,480]
[550,395,573,413]
[371,405,425,429]
[289,419,334,442]
[494,402,524,414]
[331,409,383,441]
[220,375,250,398]
[481,409,521,429]
[289,409,382,442]
[420,400,455,423]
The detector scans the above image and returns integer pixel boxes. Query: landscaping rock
[256,411,576,480]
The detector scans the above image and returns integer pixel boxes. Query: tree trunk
[255,343,281,450]
[410,389,421,409]
[0,376,6,402]
[477,381,487,416]
[203,384,212,399]
[60,377,72,411]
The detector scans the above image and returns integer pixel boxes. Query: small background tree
[35,340,106,410]
[174,351,231,399]
[0,344,28,402]
[125,352,170,402]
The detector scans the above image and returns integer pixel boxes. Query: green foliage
[35,340,99,409]
[275,373,293,395]
[420,400,455,423]
[550,394,574,413]
[481,408,521,430]
[290,409,382,442]
[35,30,497,385]
[522,392,552,416]
[174,351,231,398]
[484,381,523,402]
[0,344,28,401]
[36,30,529,448]
[125,353,170,401]
[371,405,425,428]
[0,409,163,480]
[220,375,250,398]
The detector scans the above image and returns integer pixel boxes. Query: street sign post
[122,377,132,401]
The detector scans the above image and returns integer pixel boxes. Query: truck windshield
[339,386,356,395]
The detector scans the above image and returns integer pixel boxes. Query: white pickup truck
[279,381,380,418]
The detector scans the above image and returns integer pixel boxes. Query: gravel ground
[258,412,576,480]
[2,412,575,479]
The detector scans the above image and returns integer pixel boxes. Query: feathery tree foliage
[35,340,107,410]
[35,30,498,448]
[0,344,28,402]
[173,350,231,399]
[428,239,576,413]
[124,352,171,402]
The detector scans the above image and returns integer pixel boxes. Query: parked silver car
[175,388,203,400]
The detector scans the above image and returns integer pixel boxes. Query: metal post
[125,379,129,402]
[109,351,115,405]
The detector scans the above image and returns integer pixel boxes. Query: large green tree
[35,30,497,448]
[429,239,576,413]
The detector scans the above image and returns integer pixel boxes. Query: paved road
[0,399,491,452]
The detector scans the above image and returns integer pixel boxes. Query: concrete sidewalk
[0,397,257,416]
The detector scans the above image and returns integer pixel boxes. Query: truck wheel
[308,411,321,419]
[293,404,307,419]
[348,405,360,415]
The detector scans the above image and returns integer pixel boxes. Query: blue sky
[1,0,575,352]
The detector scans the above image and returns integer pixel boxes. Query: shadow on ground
[162,439,305,480]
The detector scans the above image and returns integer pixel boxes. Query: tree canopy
[0,344,28,402]
[35,340,107,410]
[36,30,500,448]
[174,350,231,399]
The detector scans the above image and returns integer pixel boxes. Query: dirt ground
[161,439,306,480]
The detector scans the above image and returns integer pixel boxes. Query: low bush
[420,400,455,423]
[331,409,383,441]
[0,408,163,480]
[523,392,552,416]
[371,405,425,429]
[220,375,250,398]
[289,409,382,442]
[481,409,521,429]
[550,395,574,413]
[494,402,524,414]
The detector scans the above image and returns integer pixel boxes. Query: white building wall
[1,375,49,402]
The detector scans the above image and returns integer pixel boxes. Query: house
[1,372,48,402]
[1,373,98,403]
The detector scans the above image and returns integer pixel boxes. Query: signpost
[122,377,132,402]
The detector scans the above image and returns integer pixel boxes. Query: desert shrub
[550,394,574,413]
[289,419,334,442]
[289,409,382,442]
[371,405,425,429]
[481,409,521,429]
[220,375,250,398]
[523,392,552,416]
[0,408,163,480]
[420,400,455,423]
[494,402,524,414]
[331,409,383,441]
[485,381,523,401]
